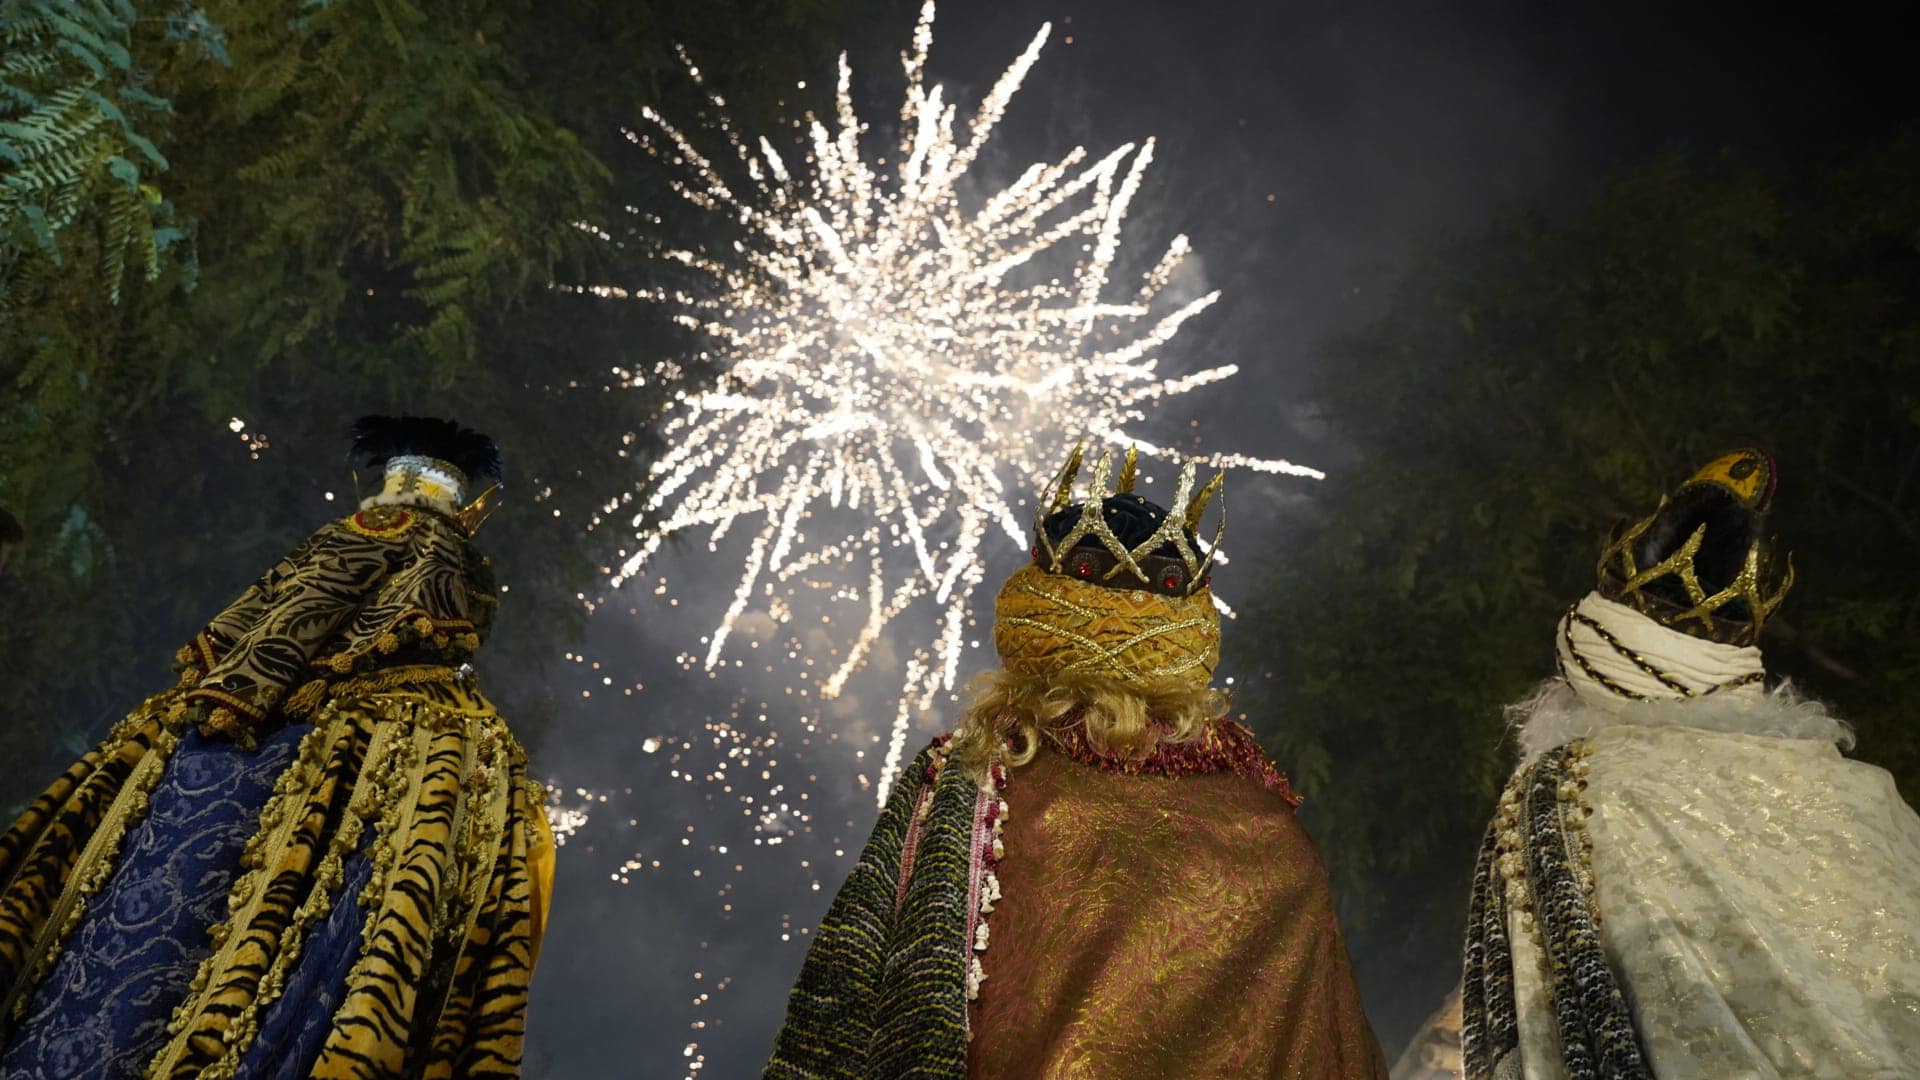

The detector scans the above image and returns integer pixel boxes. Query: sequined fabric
[967,741,1386,1079]
[1583,723,1920,1076]
[765,739,983,1078]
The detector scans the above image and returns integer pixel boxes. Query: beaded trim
[1038,543,1210,597]
[313,610,481,676]
[895,739,950,914]
[1466,741,1647,1079]
[1047,717,1299,806]
[962,759,1008,1010]
[343,506,419,540]
[1493,740,1600,942]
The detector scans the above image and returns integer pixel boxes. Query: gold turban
[992,562,1220,689]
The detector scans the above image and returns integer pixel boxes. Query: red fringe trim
[1049,718,1301,807]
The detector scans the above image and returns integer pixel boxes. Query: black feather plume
[350,416,503,482]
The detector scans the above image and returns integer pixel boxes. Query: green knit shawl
[765,741,982,1079]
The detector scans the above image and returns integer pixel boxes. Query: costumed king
[768,446,1387,1079]
[0,417,554,1077]
[1461,449,1920,1077]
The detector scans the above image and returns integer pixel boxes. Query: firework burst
[584,1,1320,803]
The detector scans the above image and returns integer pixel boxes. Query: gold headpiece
[349,416,504,536]
[995,445,1225,689]
[1030,445,1225,596]
[1597,448,1793,647]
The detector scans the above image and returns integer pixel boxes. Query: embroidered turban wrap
[991,563,1220,689]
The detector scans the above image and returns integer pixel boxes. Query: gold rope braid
[199,718,403,1079]
[995,613,1214,678]
[1558,614,1648,702]
[283,663,473,720]
[1567,610,1692,697]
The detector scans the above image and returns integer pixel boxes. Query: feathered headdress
[350,415,503,533]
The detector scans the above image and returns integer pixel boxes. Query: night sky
[511,1,1912,1074]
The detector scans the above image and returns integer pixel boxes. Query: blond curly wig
[947,667,1229,781]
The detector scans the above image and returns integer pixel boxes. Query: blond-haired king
[766,446,1387,1079]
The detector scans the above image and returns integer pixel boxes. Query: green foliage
[0,0,879,807]
[1233,138,1920,1048]
[0,0,188,305]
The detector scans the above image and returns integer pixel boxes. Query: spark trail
[582,1,1321,804]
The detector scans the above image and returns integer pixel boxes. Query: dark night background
[2,0,1915,1076]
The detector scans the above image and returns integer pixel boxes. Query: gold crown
[1597,450,1794,647]
[1031,445,1224,597]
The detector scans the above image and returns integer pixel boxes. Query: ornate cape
[0,509,552,1077]
[1464,714,1920,1078]
[766,721,1386,1079]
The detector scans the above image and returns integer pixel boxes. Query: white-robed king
[1460,448,1920,1080]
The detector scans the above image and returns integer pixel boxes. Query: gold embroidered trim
[1559,741,1601,926]
[1494,740,1603,946]
[1492,768,1532,937]
[3,723,179,1021]
[149,710,351,1073]
[281,664,471,720]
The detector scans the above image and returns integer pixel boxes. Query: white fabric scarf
[1554,591,1763,708]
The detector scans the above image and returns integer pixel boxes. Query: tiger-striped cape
[0,508,552,1077]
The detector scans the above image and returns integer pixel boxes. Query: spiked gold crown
[1597,448,1794,647]
[1030,445,1224,597]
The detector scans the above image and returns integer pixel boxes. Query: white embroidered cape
[1507,595,1920,1077]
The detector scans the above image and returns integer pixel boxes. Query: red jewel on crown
[1074,556,1095,577]
[1163,571,1182,590]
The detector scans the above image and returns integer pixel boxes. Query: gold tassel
[200,707,246,740]
[283,679,330,719]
